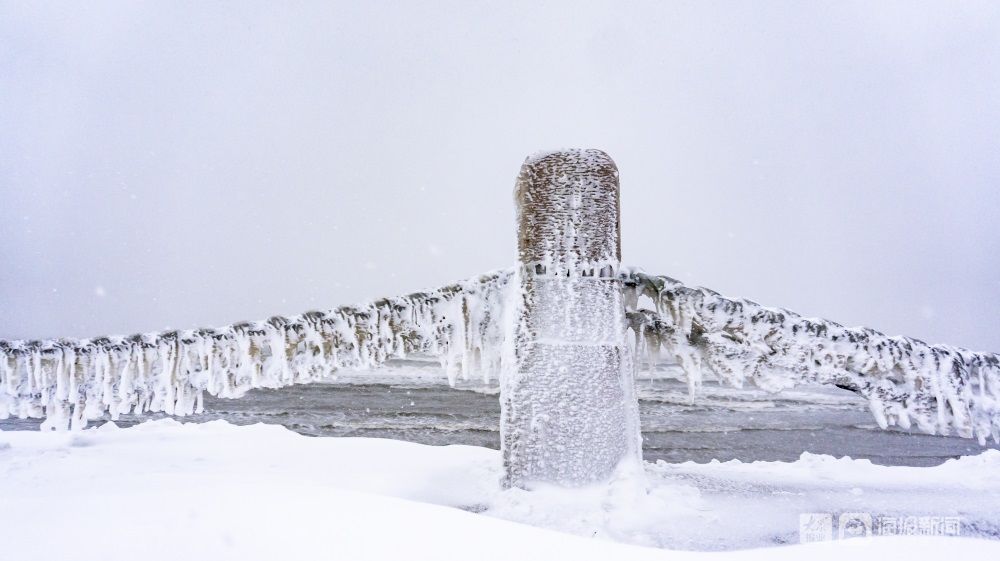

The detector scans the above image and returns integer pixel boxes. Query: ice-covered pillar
[500,149,641,488]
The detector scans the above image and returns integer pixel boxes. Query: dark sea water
[2,362,996,465]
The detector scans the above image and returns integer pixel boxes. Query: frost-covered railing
[4,264,999,444]
[0,270,512,430]
[623,269,1000,445]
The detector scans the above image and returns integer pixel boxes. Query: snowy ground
[1,419,998,560]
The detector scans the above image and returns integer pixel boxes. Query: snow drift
[1,418,997,559]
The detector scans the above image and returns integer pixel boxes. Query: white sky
[1,1,998,350]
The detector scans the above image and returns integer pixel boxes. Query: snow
[0,419,997,560]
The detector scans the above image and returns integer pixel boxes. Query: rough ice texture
[0,270,513,431]
[502,149,641,488]
[516,148,621,271]
[623,269,1000,445]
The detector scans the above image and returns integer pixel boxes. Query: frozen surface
[0,419,998,560]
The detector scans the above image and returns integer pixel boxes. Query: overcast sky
[1,1,998,351]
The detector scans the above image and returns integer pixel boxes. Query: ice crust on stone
[623,269,1000,445]
[502,149,641,488]
[0,270,513,431]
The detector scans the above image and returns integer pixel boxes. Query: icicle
[0,270,514,429]
[624,268,1000,445]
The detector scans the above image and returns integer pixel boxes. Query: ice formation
[501,149,641,488]
[2,264,998,452]
[623,269,1000,445]
[0,271,513,430]
[2,148,997,467]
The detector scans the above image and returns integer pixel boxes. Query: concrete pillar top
[514,149,621,270]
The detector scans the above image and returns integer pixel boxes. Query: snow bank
[0,419,997,560]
